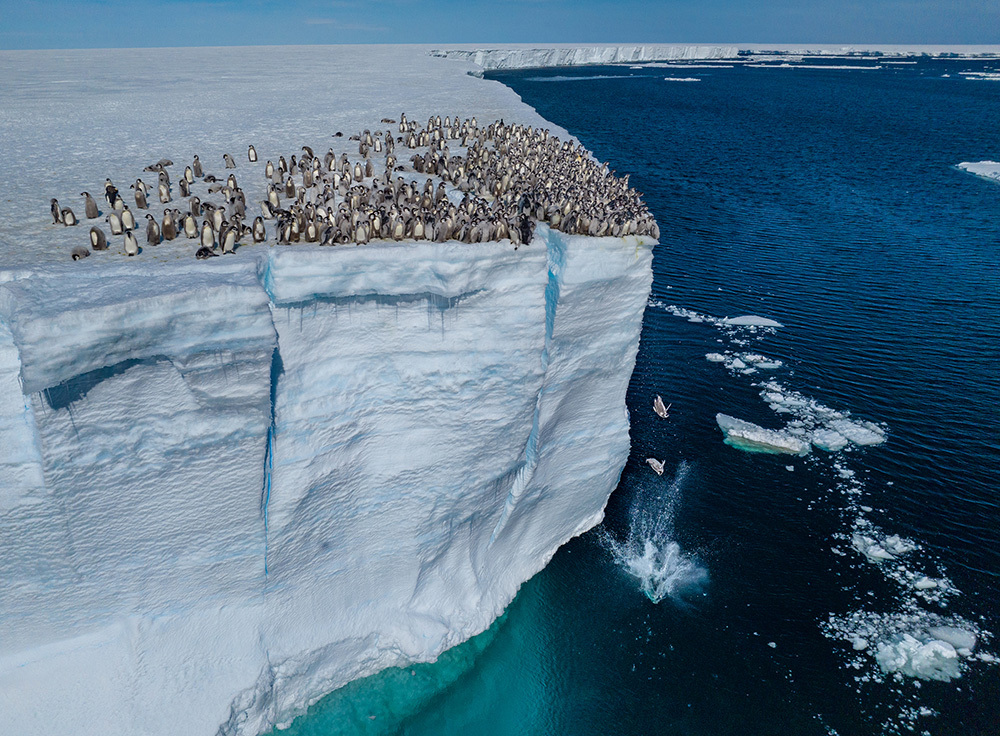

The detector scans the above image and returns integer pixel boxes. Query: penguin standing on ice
[131,183,148,209]
[200,220,215,250]
[104,179,119,207]
[123,229,139,256]
[61,207,78,226]
[106,211,123,235]
[248,145,257,163]
[81,192,99,219]
[89,226,108,250]
[50,198,62,224]
[223,153,237,169]
[145,213,160,245]
[158,181,170,204]
[121,204,136,231]
[252,216,266,242]
[192,155,203,178]
[162,210,177,241]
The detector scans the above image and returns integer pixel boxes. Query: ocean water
[280,59,1000,736]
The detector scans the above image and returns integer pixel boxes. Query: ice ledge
[0,232,654,736]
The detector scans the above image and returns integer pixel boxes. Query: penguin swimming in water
[145,213,160,245]
[123,229,139,257]
[223,153,236,169]
[50,199,62,224]
[89,226,108,251]
[71,245,90,261]
[248,145,257,163]
[81,192,99,219]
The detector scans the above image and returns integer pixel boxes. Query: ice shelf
[0,44,654,736]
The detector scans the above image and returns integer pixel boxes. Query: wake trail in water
[602,461,707,603]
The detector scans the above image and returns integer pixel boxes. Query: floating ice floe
[663,77,701,82]
[823,608,995,686]
[721,315,783,327]
[715,413,811,455]
[757,381,887,452]
[706,351,784,375]
[957,160,1000,184]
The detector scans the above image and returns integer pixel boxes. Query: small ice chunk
[705,353,726,362]
[721,315,783,327]
[767,641,777,648]
[875,635,961,681]
[716,414,811,456]
[927,626,977,652]
[883,535,916,555]
[729,358,747,370]
[914,577,938,590]
[829,418,886,446]
[785,465,794,471]
[810,428,850,452]
[851,637,869,651]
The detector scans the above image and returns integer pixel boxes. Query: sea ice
[715,413,811,455]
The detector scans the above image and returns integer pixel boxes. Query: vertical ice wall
[0,231,653,736]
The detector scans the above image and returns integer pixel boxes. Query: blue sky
[1,0,998,50]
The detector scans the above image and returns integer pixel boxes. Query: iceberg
[0,45,654,736]
[957,160,1000,184]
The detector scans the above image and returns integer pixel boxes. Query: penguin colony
[53,114,659,261]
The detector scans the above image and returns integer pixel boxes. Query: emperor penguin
[145,213,160,245]
[61,207,77,226]
[158,181,170,204]
[220,225,237,254]
[192,155,203,178]
[89,226,108,250]
[190,196,201,217]
[183,213,198,239]
[284,178,295,199]
[123,229,139,256]
[267,185,280,210]
[50,199,63,224]
[71,245,90,261]
[184,166,195,184]
[248,145,258,163]
[132,184,148,209]
[195,246,218,260]
[106,211,123,235]
[104,179,119,206]
[265,160,275,180]
[121,205,136,231]
[252,216,266,242]
[200,220,215,249]
[224,153,236,169]
[81,192,99,219]
[162,210,177,241]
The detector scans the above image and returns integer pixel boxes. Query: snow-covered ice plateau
[0,46,654,736]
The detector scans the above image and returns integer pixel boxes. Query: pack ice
[0,46,653,736]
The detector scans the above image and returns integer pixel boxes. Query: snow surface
[0,46,654,736]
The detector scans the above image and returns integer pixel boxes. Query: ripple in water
[602,461,707,603]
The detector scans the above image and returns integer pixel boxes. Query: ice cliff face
[0,228,653,735]
[432,45,739,70]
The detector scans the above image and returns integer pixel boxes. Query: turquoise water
[280,59,1000,735]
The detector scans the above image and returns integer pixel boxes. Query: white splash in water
[602,461,707,603]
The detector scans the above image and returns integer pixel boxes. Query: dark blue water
[282,59,1000,736]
